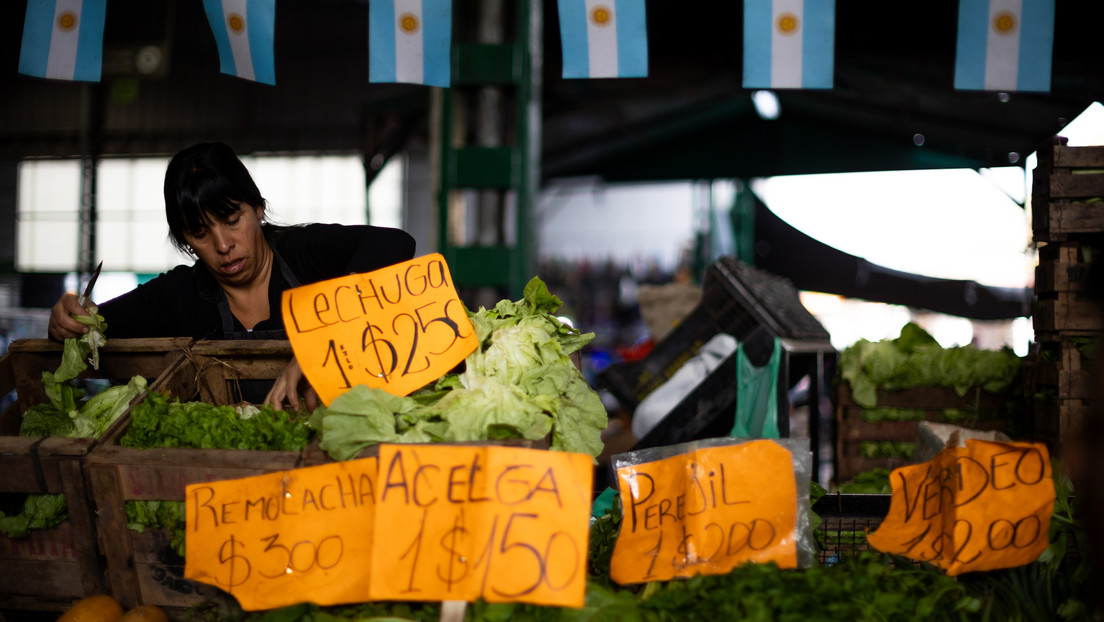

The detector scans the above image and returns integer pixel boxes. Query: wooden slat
[0,437,93,489]
[190,339,292,356]
[1037,202,1104,237]
[1035,240,1096,293]
[1,560,84,601]
[834,382,1016,483]
[1032,295,1104,334]
[0,520,80,560]
[837,414,1009,443]
[1052,144,1104,168]
[8,338,191,353]
[836,456,911,483]
[60,456,107,597]
[1032,397,1093,455]
[1048,174,1104,200]
[1032,341,1096,401]
[835,382,1012,411]
[90,451,299,499]
[88,461,139,610]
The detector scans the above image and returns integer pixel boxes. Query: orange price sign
[184,457,378,610]
[610,440,799,584]
[867,440,1054,576]
[281,253,479,405]
[369,444,592,608]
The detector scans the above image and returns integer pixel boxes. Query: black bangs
[163,142,265,253]
[175,169,247,235]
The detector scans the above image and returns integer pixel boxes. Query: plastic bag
[630,333,738,440]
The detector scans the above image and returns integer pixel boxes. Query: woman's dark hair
[164,142,267,254]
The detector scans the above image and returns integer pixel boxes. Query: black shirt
[99,223,416,339]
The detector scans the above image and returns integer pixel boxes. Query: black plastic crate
[811,493,889,565]
[599,257,831,411]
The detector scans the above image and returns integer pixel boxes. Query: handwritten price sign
[281,253,479,405]
[368,444,592,608]
[867,440,1055,575]
[184,457,379,610]
[610,440,799,584]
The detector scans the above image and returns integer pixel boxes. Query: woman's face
[184,202,271,288]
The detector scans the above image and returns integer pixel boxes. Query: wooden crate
[1025,339,1099,456]
[1031,396,1093,459]
[597,256,831,411]
[1032,293,1104,338]
[0,337,190,614]
[85,339,308,616]
[1032,340,1097,401]
[1032,137,1104,243]
[1034,237,1104,296]
[834,382,1016,485]
[1032,234,1104,341]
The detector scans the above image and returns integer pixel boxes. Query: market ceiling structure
[0,0,1101,318]
[1,0,1101,174]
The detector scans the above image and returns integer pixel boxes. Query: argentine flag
[202,0,277,85]
[558,0,648,79]
[369,0,452,87]
[18,0,107,82]
[742,0,835,89]
[954,0,1054,92]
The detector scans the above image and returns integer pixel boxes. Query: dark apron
[216,250,301,404]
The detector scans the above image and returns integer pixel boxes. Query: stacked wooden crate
[0,338,188,615]
[1031,136,1104,451]
[834,382,1016,484]
[85,340,304,616]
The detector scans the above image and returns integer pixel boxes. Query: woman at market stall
[47,141,416,411]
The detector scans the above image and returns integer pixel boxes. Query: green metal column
[435,0,541,300]
[731,179,756,265]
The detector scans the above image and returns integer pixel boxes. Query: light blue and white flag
[369,0,452,87]
[954,0,1054,92]
[742,0,835,89]
[18,0,107,82]
[202,0,277,85]
[557,0,648,79]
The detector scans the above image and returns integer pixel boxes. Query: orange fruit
[57,595,124,622]
[117,606,169,622]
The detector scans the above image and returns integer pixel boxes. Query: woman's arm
[264,356,319,412]
[96,266,220,339]
[48,293,94,341]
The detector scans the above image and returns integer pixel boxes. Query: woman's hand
[265,356,320,413]
[48,293,93,341]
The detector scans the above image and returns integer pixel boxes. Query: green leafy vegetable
[73,305,108,370]
[125,500,186,557]
[121,391,311,451]
[3,313,146,538]
[839,322,1021,408]
[0,493,68,538]
[837,468,893,494]
[309,277,607,460]
[859,441,914,460]
[121,395,311,553]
